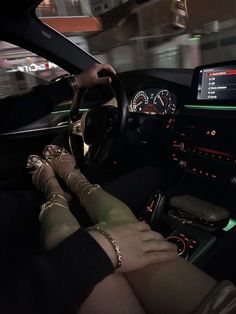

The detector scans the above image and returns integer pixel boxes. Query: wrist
[66,75,79,94]
[88,230,117,269]
[88,227,122,270]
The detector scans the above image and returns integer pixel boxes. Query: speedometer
[129,90,149,112]
[153,89,176,114]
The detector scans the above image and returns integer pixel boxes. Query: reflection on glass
[0,41,68,98]
[34,1,236,72]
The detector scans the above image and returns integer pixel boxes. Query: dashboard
[166,61,236,193]
[123,63,236,197]
[129,88,177,115]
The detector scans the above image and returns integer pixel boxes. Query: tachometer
[153,89,176,114]
[129,90,149,112]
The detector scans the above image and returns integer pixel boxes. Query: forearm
[0,78,73,132]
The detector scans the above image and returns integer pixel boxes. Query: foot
[26,154,66,200]
[42,145,81,187]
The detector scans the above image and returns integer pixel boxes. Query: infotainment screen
[197,65,236,100]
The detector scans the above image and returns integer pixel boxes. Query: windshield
[34,0,236,72]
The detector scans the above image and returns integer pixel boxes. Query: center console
[166,224,216,263]
[141,61,236,265]
[167,61,236,189]
[138,191,222,264]
[167,115,236,189]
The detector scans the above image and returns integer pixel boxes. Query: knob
[166,236,188,259]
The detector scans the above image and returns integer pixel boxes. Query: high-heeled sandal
[42,145,77,186]
[26,155,55,194]
[41,145,100,201]
[26,154,71,220]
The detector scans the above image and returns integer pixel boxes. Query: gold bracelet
[87,226,122,269]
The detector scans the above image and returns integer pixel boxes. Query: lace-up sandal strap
[43,145,63,172]
[53,147,66,173]
[39,192,71,221]
[44,145,73,180]
[46,191,71,202]
[27,156,55,194]
[26,155,44,174]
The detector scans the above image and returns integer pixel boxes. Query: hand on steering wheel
[75,64,116,88]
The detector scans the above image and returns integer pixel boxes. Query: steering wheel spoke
[69,72,128,168]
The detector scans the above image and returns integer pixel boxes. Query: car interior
[1,0,236,288]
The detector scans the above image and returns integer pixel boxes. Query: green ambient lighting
[51,108,89,114]
[223,218,236,231]
[185,105,236,111]
[189,34,202,41]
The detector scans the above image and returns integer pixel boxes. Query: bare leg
[125,258,217,314]
[28,153,145,313]
[78,273,145,314]
[43,145,137,225]
[60,159,219,313]
[41,146,220,313]
[27,155,80,250]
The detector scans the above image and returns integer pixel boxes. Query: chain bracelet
[87,226,122,269]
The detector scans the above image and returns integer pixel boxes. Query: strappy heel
[26,154,71,220]
[39,192,71,221]
[42,145,77,187]
[26,155,55,194]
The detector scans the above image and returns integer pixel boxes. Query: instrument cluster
[129,88,177,115]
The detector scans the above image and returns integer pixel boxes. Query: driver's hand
[89,222,178,273]
[75,63,116,88]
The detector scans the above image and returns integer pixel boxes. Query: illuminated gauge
[129,90,149,113]
[153,89,176,114]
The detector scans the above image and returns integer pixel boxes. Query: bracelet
[87,226,122,269]
[67,75,78,94]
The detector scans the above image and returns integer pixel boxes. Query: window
[0,41,68,99]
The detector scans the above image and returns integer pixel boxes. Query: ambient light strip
[223,218,236,231]
[185,105,236,111]
[51,108,89,114]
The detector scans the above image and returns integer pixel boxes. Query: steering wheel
[68,71,129,169]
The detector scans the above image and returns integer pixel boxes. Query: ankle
[39,193,70,221]
[42,224,79,251]
[66,169,84,192]
[44,178,64,198]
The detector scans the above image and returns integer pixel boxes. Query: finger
[144,240,177,253]
[99,64,116,75]
[97,77,112,85]
[135,221,151,232]
[141,230,164,241]
[145,250,178,265]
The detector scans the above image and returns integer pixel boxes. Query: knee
[42,223,79,251]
